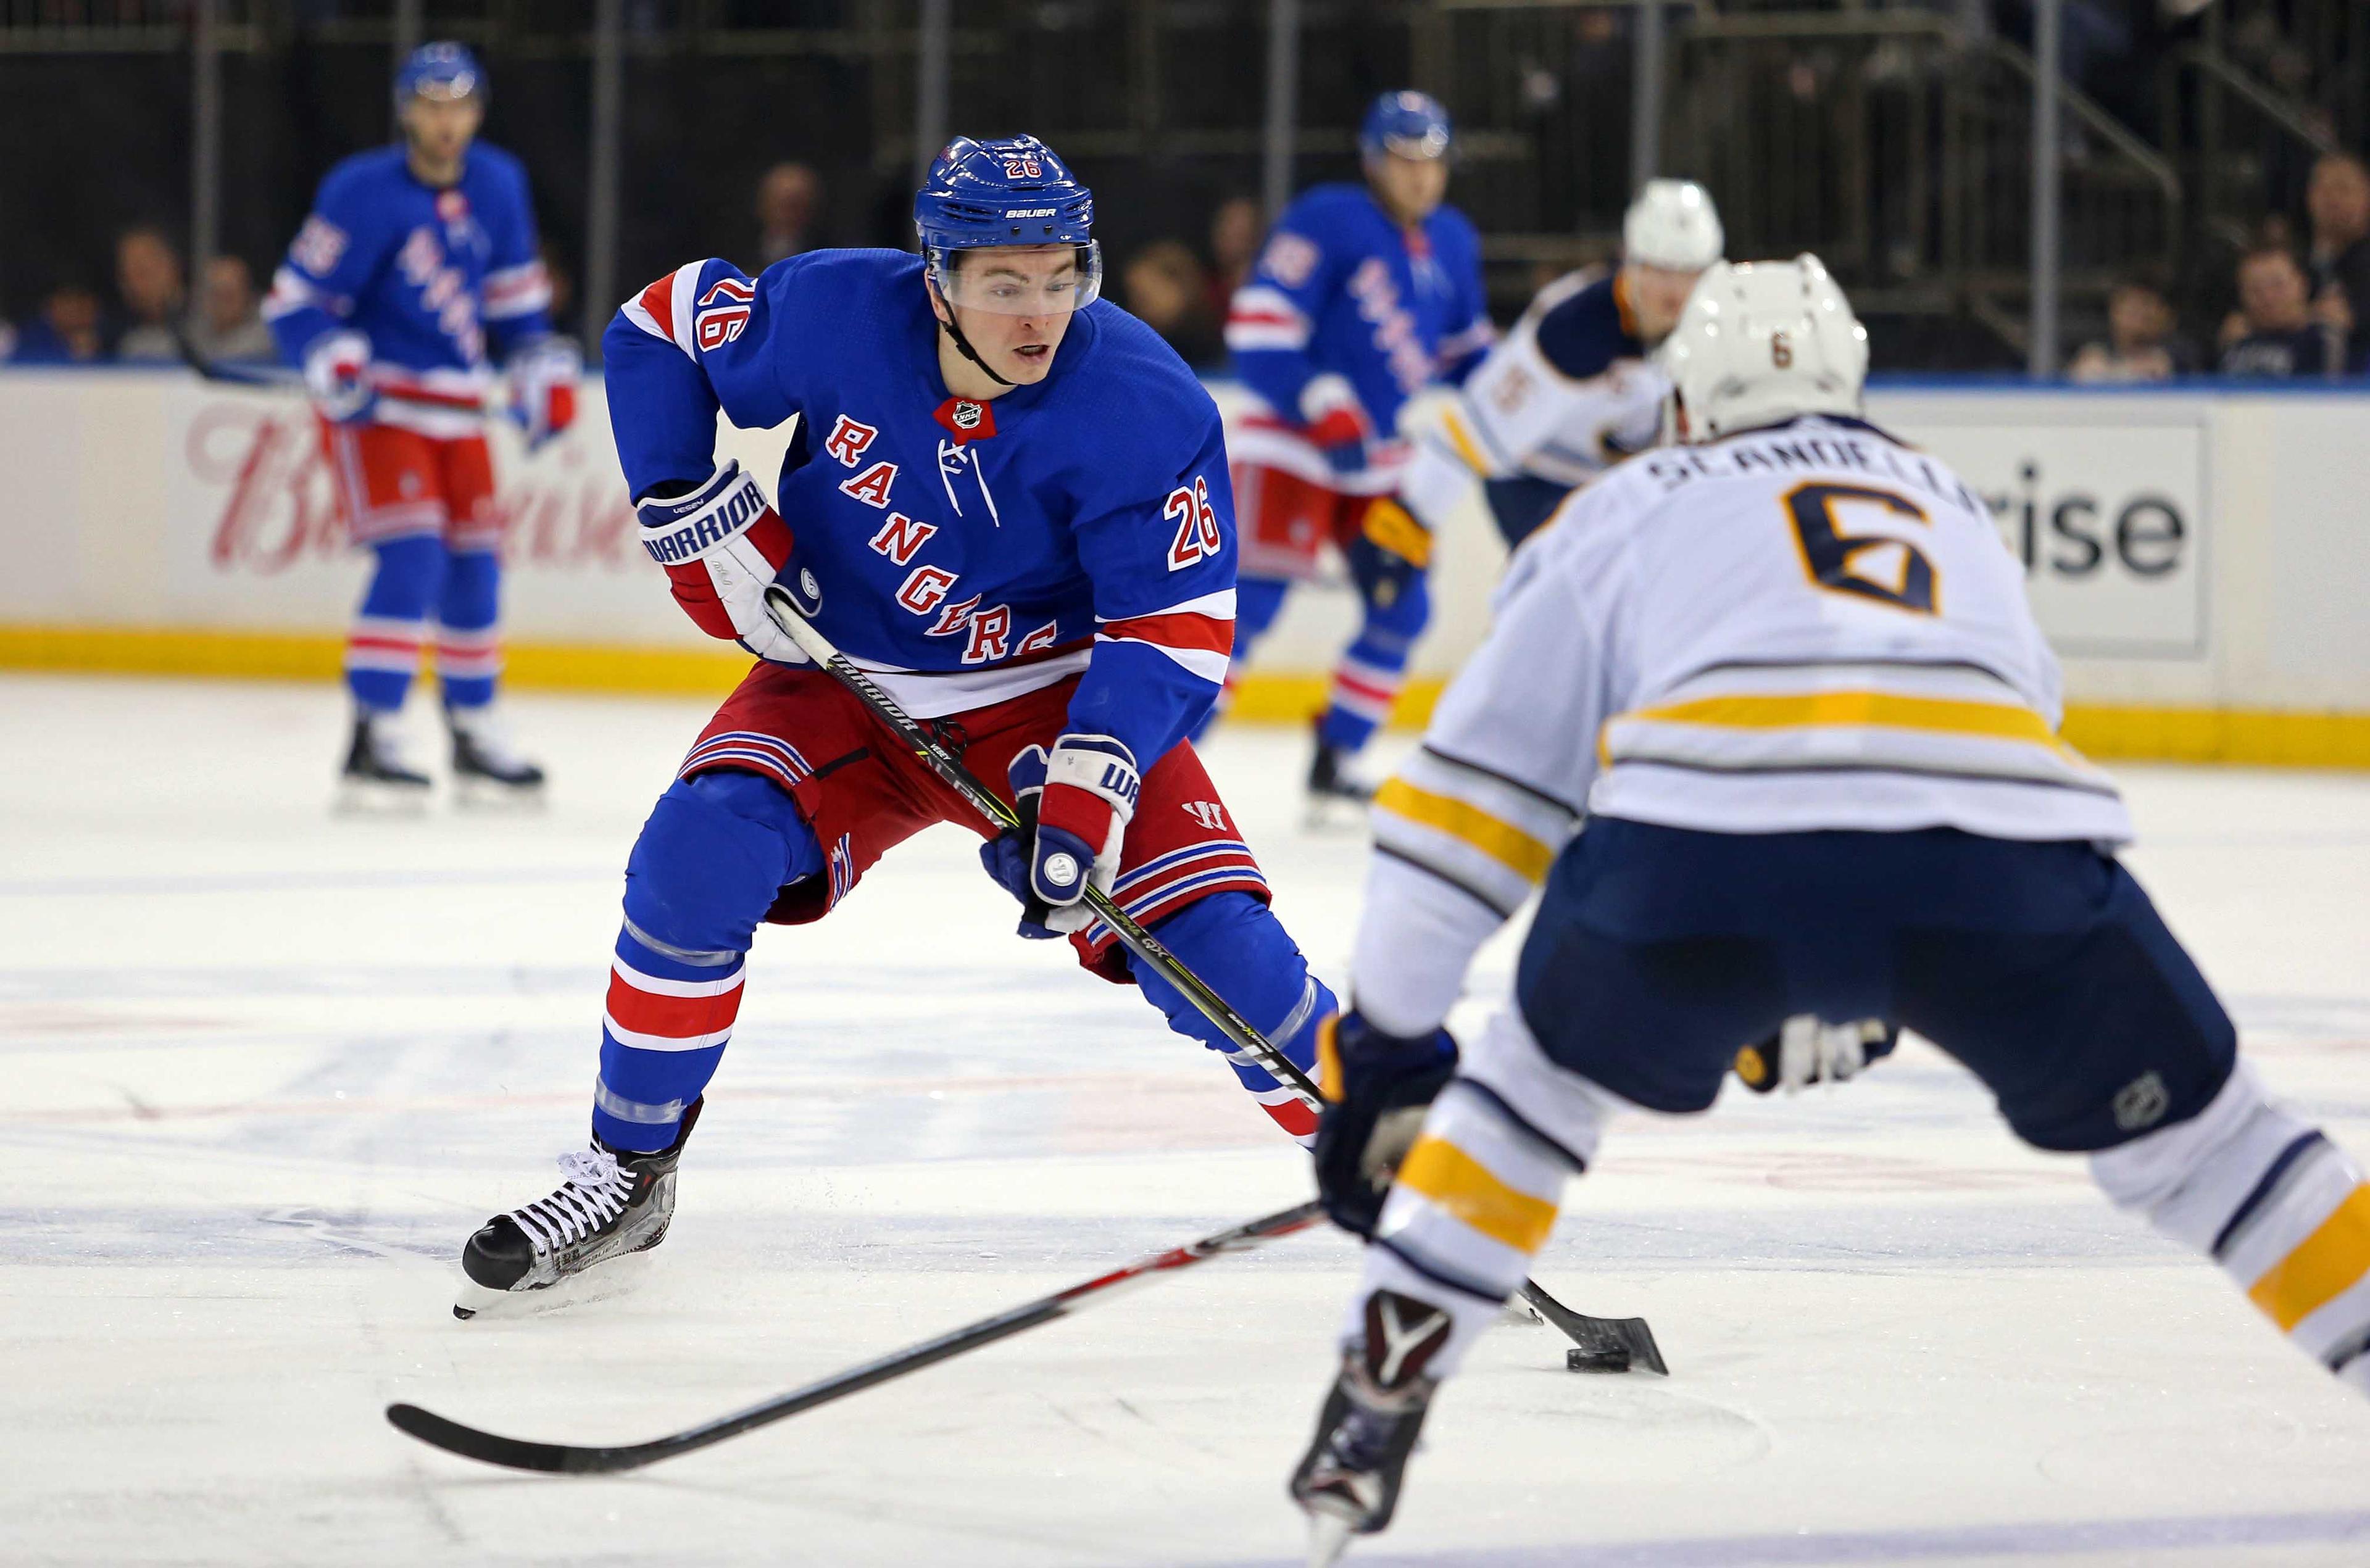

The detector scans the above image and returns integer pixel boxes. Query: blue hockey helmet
[1358,91,1453,162]
[395,41,484,107]
[914,135,1101,315]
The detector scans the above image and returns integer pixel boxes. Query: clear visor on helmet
[928,241,1102,317]
[1376,127,1451,161]
[411,72,478,103]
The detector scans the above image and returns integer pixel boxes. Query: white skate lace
[509,1147,635,1255]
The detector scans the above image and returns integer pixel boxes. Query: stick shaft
[388,1199,1326,1472]
[761,585,1316,1103]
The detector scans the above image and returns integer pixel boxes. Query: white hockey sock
[1349,1077,1592,1377]
[2094,1063,2370,1387]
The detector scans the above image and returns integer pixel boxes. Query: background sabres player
[449,136,1337,1314]
[1288,257,2370,1558]
[1397,178,1723,554]
[265,42,578,803]
[1218,91,1494,802]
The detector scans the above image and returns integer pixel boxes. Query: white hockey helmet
[1659,254,1869,442]
[1622,178,1724,272]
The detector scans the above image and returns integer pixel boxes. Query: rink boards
[1,368,2367,766]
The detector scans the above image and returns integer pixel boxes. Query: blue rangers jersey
[264,144,555,436]
[604,249,1237,773]
[1224,183,1494,494]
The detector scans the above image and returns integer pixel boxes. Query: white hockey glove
[507,336,580,453]
[1735,1015,1898,1094]
[302,329,376,424]
[979,734,1139,939]
[634,460,817,665]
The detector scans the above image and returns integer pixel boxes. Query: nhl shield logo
[934,396,998,444]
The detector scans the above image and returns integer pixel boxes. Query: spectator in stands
[1206,194,1265,318]
[2305,151,2370,370]
[188,255,276,363]
[754,162,822,268]
[10,283,107,364]
[1123,240,1224,371]
[2218,246,2345,378]
[2068,274,2195,383]
[114,226,186,363]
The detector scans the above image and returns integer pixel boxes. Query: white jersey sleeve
[1349,531,1616,1035]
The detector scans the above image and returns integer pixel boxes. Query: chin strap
[938,315,1015,389]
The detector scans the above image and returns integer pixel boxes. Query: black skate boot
[1306,722,1374,826]
[1290,1289,1453,1565]
[447,703,546,806]
[338,710,431,811]
[455,1100,701,1319]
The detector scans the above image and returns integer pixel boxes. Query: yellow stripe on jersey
[1396,1135,1560,1253]
[1600,689,2090,767]
[1437,407,1493,477]
[2248,1183,2370,1332]
[1373,778,1555,884]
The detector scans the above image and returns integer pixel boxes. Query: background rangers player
[1288,257,2370,1558]
[1218,91,1494,803]
[1397,178,1723,553]
[264,42,579,804]
[449,136,1337,1315]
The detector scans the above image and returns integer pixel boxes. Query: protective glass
[930,242,1103,317]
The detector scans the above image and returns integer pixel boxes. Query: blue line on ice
[1196,1506,2370,1566]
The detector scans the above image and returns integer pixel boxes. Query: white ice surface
[6,674,2370,1567]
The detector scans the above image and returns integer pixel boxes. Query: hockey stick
[388,1198,1325,1472]
[756,584,1666,1376]
[169,317,493,413]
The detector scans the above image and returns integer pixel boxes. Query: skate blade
[1305,1511,1357,1568]
[451,775,547,813]
[452,1251,652,1321]
[333,778,431,817]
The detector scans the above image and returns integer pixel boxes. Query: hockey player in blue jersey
[450,135,1339,1314]
[1218,91,1495,803]
[264,42,579,805]
[1398,178,1723,551]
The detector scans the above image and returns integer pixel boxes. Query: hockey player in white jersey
[1397,179,1721,552]
[1287,256,2370,1559]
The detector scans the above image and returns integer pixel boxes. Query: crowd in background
[3,225,275,367]
[11,146,2370,384]
[2069,151,2370,381]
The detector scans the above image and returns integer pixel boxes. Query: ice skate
[1289,1290,1449,1557]
[447,703,546,807]
[1305,724,1375,828]
[337,710,431,813]
[455,1101,699,1319]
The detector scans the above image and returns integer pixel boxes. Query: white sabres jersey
[1352,414,2132,1036]
[1400,270,1667,529]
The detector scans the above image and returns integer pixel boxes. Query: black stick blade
[386,1402,649,1475]
[1520,1287,1670,1377]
